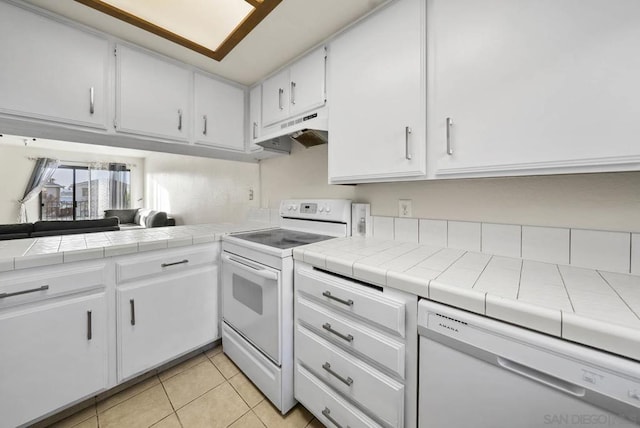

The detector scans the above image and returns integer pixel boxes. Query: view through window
[40,164,131,221]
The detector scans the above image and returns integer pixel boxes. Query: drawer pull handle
[322,323,354,343]
[130,299,136,326]
[322,291,353,307]
[0,285,49,299]
[87,310,92,341]
[322,362,353,386]
[322,407,349,428]
[161,259,189,268]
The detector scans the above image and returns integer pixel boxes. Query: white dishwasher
[418,300,640,428]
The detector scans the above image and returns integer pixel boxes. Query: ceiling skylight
[74,0,281,61]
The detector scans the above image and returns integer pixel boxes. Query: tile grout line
[596,270,640,322]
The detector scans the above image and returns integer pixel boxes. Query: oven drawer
[116,244,219,284]
[296,324,404,428]
[295,363,382,428]
[295,263,406,338]
[296,295,405,378]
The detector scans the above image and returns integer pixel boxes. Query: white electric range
[221,199,352,414]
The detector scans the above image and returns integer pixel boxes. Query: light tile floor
[44,345,324,428]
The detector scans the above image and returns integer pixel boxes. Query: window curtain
[18,157,59,223]
[108,163,129,209]
[88,162,130,213]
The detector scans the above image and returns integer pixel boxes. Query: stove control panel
[299,203,317,214]
[280,199,352,224]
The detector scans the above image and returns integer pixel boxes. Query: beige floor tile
[159,353,209,381]
[205,343,223,359]
[229,372,265,408]
[98,384,173,428]
[229,411,267,428]
[163,360,226,409]
[72,416,98,428]
[211,352,240,379]
[177,382,249,428]
[254,401,313,428]
[97,375,160,413]
[49,404,96,428]
[151,413,182,428]
[305,418,325,428]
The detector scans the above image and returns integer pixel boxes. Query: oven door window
[232,274,263,315]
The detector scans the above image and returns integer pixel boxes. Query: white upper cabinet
[249,85,263,151]
[194,73,245,151]
[115,44,191,142]
[0,2,109,129]
[328,0,426,184]
[261,46,327,128]
[431,0,640,178]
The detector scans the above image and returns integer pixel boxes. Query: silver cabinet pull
[278,88,284,110]
[405,126,412,160]
[178,109,183,131]
[203,115,208,136]
[322,291,353,307]
[89,87,95,115]
[322,407,349,428]
[322,362,353,386]
[290,81,296,105]
[161,259,189,268]
[87,310,92,341]
[322,323,354,342]
[130,299,135,326]
[0,285,49,299]
[446,117,453,155]
[253,122,258,140]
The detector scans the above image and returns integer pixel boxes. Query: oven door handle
[222,254,279,281]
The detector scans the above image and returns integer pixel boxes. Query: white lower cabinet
[0,263,108,428]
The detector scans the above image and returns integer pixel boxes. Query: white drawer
[296,295,405,378]
[295,363,381,428]
[116,243,219,284]
[296,325,404,428]
[296,264,406,338]
[0,261,107,309]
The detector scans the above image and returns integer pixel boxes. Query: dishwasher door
[418,300,640,428]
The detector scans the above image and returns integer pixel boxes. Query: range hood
[255,109,328,154]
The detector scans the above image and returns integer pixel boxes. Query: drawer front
[296,325,404,428]
[296,264,405,337]
[0,261,107,309]
[296,296,405,378]
[116,243,219,284]
[295,363,381,428]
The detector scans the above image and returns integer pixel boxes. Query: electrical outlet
[249,188,254,201]
[399,199,412,218]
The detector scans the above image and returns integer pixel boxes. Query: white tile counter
[293,236,640,362]
[0,222,274,272]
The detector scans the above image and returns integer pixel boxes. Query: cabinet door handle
[323,323,354,342]
[178,109,183,131]
[278,88,284,110]
[0,285,49,299]
[89,87,95,115]
[322,362,353,386]
[161,259,189,268]
[405,126,412,160]
[322,291,353,307]
[87,310,92,341]
[290,81,296,105]
[253,122,258,140]
[446,117,453,155]
[130,299,135,326]
[203,115,207,136]
[322,407,348,428]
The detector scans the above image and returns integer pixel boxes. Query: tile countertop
[0,222,274,272]
[293,236,640,363]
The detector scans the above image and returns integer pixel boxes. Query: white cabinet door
[248,85,263,151]
[328,0,426,183]
[262,69,290,127]
[194,73,245,151]
[289,47,327,117]
[0,2,108,129]
[432,0,640,178]
[116,44,191,142]
[0,293,108,428]
[117,265,218,381]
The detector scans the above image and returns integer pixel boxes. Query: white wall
[144,151,260,225]
[259,145,640,232]
[0,142,144,224]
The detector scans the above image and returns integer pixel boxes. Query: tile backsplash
[372,215,637,274]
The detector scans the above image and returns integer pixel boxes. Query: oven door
[222,252,281,364]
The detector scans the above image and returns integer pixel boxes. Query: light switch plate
[398,199,412,218]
